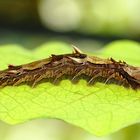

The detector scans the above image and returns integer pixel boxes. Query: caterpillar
[0,46,140,89]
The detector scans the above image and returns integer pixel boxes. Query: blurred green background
[0,0,140,140]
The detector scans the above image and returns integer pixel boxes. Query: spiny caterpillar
[0,46,140,89]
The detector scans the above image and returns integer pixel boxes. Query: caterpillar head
[123,66,140,84]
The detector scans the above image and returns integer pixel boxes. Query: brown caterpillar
[0,46,140,89]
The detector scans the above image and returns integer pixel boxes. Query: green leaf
[0,40,140,136]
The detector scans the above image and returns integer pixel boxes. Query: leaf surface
[0,41,140,136]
